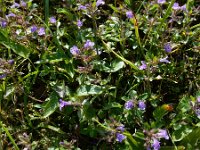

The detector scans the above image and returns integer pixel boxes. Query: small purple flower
[157,0,166,4]
[6,13,16,18]
[156,129,169,140]
[138,100,146,110]
[96,0,105,7]
[197,96,200,103]
[78,5,87,10]
[30,25,37,33]
[49,17,56,24]
[172,2,180,10]
[152,138,160,150]
[84,40,95,49]
[195,109,200,117]
[1,20,7,28]
[116,133,126,143]
[159,57,170,63]
[126,11,134,19]
[59,141,64,145]
[139,61,147,70]
[8,59,14,65]
[0,74,6,79]
[116,125,125,132]
[70,46,80,56]
[38,27,45,36]
[20,1,27,7]
[125,100,134,110]
[77,20,83,28]
[194,97,200,117]
[10,2,20,8]
[164,43,172,53]
[59,99,71,111]
[181,4,187,11]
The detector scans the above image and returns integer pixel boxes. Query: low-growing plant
[0,0,199,149]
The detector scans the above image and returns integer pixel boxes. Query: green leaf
[180,127,200,148]
[43,92,59,118]
[172,126,192,141]
[0,30,8,42]
[103,102,122,110]
[108,4,119,13]
[56,8,74,20]
[0,30,30,58]
[93,59,125,73]
[50,81,71,98]
[153,106,168,121]
[4,84,15,99]
[77,85,104,96]
[177,96,191,113]
[1,41,30,58]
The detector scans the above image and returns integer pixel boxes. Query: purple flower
[164,43,172,53]
[6,13,16,18]
[126,11,134,19]
[181,4,187,11]
[1,20,7,28]
[116,133,126,143]
[20,1,27,7]
[195,109,200,117]
[157,0,166,4]
[172,2,181,10]
[38,27,45,36]
[194,97,200,117]
[59,141,64,145]
[77,20,83,28]
[159,57,170,63]
[8,59,14,65]
[31,25,37,33]
[116,125,125,132]
[139,61,147,70]
[10,2,20,8]
[125,100,134,110]
[96,0,105,7]
[59,99,71,111]
[49,17,56,24]
[78,5,87,10]
[70,46,80,56]
[152,138,160,150]
[84,40,95,49]
[156,129,169,140]
[197,96,200,103]
[0,74,6,79]
[138,100,146,110]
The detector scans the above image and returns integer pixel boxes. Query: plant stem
[44,0,49,24]
[0,121,20,150]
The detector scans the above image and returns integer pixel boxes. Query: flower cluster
[124,99,146,110]
[144,129,169,150]
[115,125,126,143]
[172,2,186,11]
